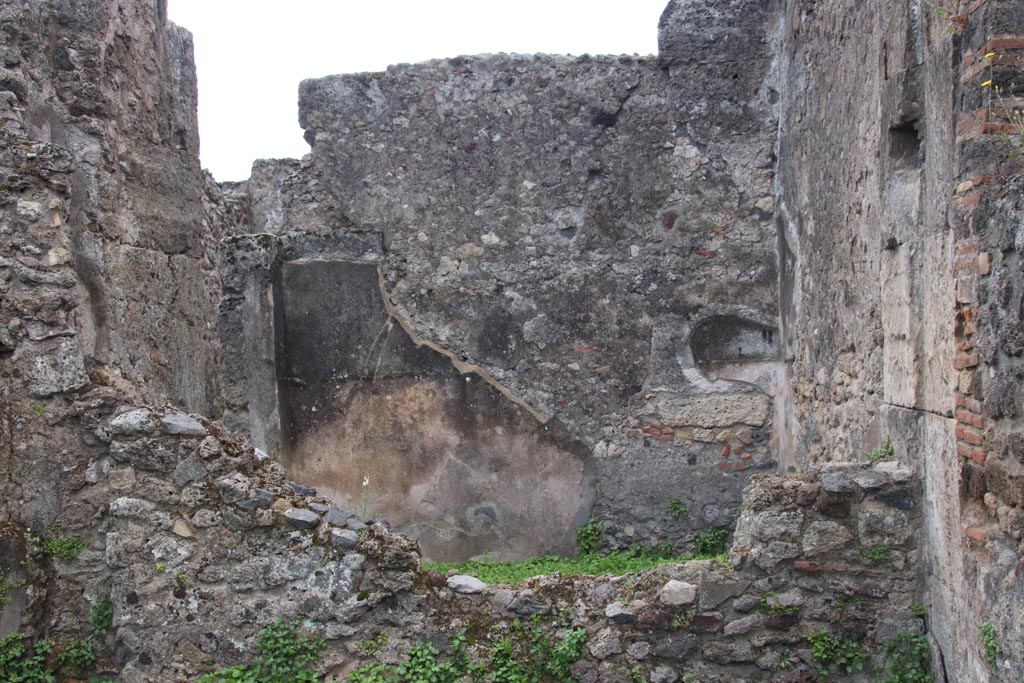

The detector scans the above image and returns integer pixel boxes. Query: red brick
[691,246,716,259]
[721,444,731,457]
[719,462,732,472]
[955,239,980,255]
[955,393,966,408]
[794,561,821,573]
[954,352,980,370]
[956,409,976,425]
[972,414,984,429]
[971,449,987,465]
[965,526,988,542]
[654,434,673,442]
[953,255,977,273]
[957,427,984,446]
[977,252,991,275]
[964,397,983,413]
[956,341,975,353]
[957,442,974,459]
[983,37,1024,52]
[739,451,752,459]
[952,192,983,210]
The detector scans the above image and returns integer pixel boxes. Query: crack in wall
[375,263,550,425]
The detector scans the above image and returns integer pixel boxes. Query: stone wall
[1,406,926,682]
[776,0,1024,679]
[218,0,784,561]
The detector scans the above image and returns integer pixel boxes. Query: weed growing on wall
[977,622,1000,669]
[91,597,114,635]
[575,518,602,554]
[691,529,729,555]
[807,630,868,676]
[39,526,84,563]
[0,632,53,683]
[865,440,894,463]
[199,620,324,683]
[878,632,933,683]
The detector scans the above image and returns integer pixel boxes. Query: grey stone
[27,341,90,397]
[510,589,549,615]
[109,497,156,518]
[802,521,853,556]
[699,580,750,610]
[659,580,697,606]
[587,628,622,660]
[216,473,252,504]
[289,482,317,497]
[820,471,855,493]
[851,469,888,490]
[873,461,912,482]
[650,666,678,683]
[329,528,359,551]
[160,412,207,437]
[172,456,207,488]
[85,457,110,483]
[651,635,698,660]
[109,409,158,437]
[309,502,331,514]
[627,641,650,660]
[447,574,487,594]
[752,510,803,541]
[345,517,367,532]
[732,594,761,612]
[253,489,276,508]
[324,507,352,526]
[751,541,801,570]
[723,614,760,636]
[605,601,635,624]
[284,508,321,529]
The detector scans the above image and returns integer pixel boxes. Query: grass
[424,550,728,585]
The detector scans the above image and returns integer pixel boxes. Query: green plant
[757,593,799,617]
[777,648,795,669]
[200,620,324,683]
[667,498,689,518]
[692,529,729,555]
[878,632,933,683]
[854,544,893,568]
[0,632,54,683]
[40,527,85,563]
[31,401,46,419]
[807,630,868,676]
[575,518,603,554]
[0,570,23,606]
[977,622,1000,669]
[155,561,166,572]
[911,603,928,618]
[832,595,858,619]
[629,666,644,683]
[424,546,715,585]
[923,0,966,34]
[91,597,114,635]
[672,608,695,630]
[57,638,96,671]
[865,440,894,463]
[357,633,388,656]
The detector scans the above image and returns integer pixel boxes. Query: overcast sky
[166,0,668,181]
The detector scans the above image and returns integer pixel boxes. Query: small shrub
[911,603,928,618]
[692,529,729,555]
[865,440,894,463]
[0,632,54,683]
[667,498,689,518]
[200,620,324,683]
[57,638,95,671]
[977,622,1000,669]
[854,544,893,568]
[807,630,868,676]
[40,527,84,563]
[879,632,933,683]
[91,597,114,635]
[757,593,799,617]
[575,518,603,554]
[357,633,388,656]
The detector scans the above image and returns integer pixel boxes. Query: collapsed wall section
[220,1,783,560]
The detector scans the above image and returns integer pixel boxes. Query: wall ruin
[1,0,1024,680]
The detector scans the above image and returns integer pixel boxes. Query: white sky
[167,0,669,181]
